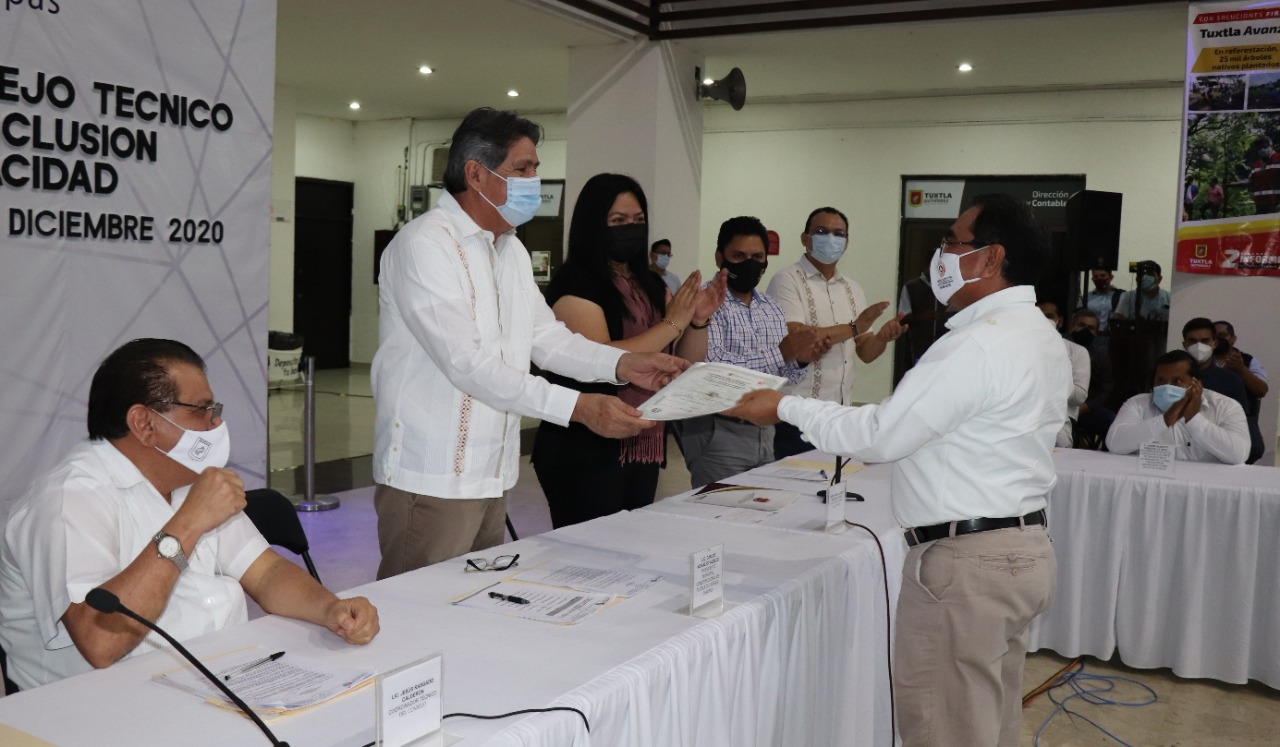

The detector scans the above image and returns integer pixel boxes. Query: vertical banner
[0,0,276,508]
[1178,2,1280,276]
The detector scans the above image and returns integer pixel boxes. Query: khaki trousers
[374,484,506,580]
[894,524,1055,747]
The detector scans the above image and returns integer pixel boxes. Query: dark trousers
[532,421,660,529]
[772,420,814,460]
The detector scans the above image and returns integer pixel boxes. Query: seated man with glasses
[0,339,380,690]
[765,206,906,458]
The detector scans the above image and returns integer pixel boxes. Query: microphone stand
[85,589,288,746]
[817,456,864,502]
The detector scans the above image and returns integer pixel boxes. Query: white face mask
[1186,342,1213,364]
[153,410,231,474]
[653,253,671,270]
[929,244,989,305]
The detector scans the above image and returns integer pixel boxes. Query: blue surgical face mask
[1151,384,1186,413]
[480,168,542,228]
[809,233,847,265]
[1140,275,1157,291]
[653,253,671,270]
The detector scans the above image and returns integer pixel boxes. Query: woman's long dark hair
[563,173,667,324]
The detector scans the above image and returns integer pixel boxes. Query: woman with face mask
[532,173,727,528]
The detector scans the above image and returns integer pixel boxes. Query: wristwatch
[152,530,188,571]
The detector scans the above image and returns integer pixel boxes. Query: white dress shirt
[778,286,1070,529]
[0,440,268,690]
[373,192,623,498]
[1057,338,1092,447]
[1105,390,1249,464]
[766,256,869,403]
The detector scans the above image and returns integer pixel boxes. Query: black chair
[244,489,321,583]
[1,644,18,695]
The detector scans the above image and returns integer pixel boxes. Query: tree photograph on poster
[1183,111,1280,220]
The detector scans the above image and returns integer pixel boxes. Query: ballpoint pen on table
[489,591,531,605]
[224,651,285,680]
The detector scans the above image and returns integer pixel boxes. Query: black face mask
[722,258,767,293]
[605,224,649,263]
[1070,328,1096,348]
[1214,337,1232,357]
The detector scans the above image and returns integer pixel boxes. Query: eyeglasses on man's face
[465,553,520,572]
[152,399,224,423]
[937,237,989,253]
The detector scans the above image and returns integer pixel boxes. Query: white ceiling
[275,0,1188,121]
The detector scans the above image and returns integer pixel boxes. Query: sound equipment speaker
[1065,190,1122,271]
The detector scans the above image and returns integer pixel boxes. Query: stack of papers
[452,563,665,625]
[153,648,374,719]
[686,483,801,523]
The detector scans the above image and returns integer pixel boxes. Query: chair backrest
[243,489,319,581]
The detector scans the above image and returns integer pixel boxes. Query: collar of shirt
[946,285,1036,330]
[92,439,150,491]
[800,254,842,281]
[438,191,504,247]
[726,288,765,308]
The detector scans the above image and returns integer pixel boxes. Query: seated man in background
[0,339,379,690]
[678,215,828,487]
[1037,301,1090,447]
[1106,349,1248,464]
[1214,319,1269,463]
[1182,317,1251,420]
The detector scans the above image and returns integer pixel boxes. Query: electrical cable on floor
[357,706,589,747]
[1023,656,1083,706]
[1029,660,1157,747]
[844,520,896,747]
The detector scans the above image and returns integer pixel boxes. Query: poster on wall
[0,0,276,506]
[1177,1,1280,276]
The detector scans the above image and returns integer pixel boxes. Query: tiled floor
[266,367,1280,745]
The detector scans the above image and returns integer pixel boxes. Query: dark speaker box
[1065,190,1122,271]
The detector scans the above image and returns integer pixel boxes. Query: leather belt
[904,509,1047,547]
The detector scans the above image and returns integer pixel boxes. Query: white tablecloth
[1029,449,1280,687]
[0,507,894,746]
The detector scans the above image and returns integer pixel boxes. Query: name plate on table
[689,545,725,618]
[825,480,848,534]
[1138,440,1176,476]
[377,652,453,747]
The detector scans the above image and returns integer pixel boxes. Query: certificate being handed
[639,362,786,421]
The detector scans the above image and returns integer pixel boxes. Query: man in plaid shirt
[676,216,829,487]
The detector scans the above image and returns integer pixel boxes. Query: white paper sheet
[452,581,613,625]
[688,486,799,513]
[638,362,787,421]
[153,648,374,715]
[513,563,663,598]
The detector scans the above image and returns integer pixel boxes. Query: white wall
[296,115,358,181]
[699,86,1184,405]
[270,85,297,333]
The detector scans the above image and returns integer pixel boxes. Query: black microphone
[817,456,864,503]
[85,588,289,746]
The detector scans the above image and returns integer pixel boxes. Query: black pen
[225,651,285,680]
[489,591,531,605]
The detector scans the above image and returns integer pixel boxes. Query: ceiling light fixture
[507,89,519,97]
[349,101,360,110]
[958,63,973,72]
[418,65,433,75]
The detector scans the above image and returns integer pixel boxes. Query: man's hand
[723,389,785,426]
[780,326,832,364]
[853,301,890,336]
[1221,347,1247,375]
[617,351,690,391]
[875,312,909,342]
[325,596,380,645]
[572,393,659,439]
[1180,379,1204,423]
[170,467,246,538]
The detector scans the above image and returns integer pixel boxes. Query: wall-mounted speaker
[1064,190,1122,271]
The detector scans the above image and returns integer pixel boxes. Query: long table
[1028,449,1280,688]
[0,502,896,746]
